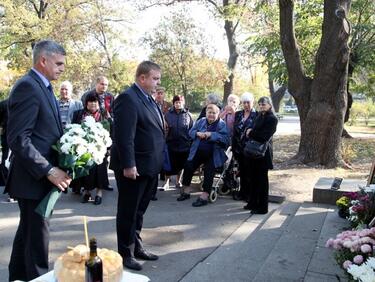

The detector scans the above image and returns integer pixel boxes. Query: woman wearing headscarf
[71,93,112,205]
[244,96,278,214]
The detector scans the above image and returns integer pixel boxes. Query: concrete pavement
[0,173,347,281]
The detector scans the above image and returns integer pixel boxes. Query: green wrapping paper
[35,187,62,218]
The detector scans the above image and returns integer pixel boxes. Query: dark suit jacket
[5,70,63,200]
[110,84,165,176]
[0,99,8,134]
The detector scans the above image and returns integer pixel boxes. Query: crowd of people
[2,39,278,280]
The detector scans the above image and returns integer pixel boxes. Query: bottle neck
[89,246,97,258]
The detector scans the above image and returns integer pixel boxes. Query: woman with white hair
[197,93,221,120]
[58,81,83,128]
[232,92,257,201]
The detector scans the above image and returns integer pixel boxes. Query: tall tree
[248,0,374,131]
[143,9,225,107]
[279,0,351,167]
[139,0,251,103]
[0,0,130,93]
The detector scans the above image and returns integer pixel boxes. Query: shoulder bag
[243,139,269,159]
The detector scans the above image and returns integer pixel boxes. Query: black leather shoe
[94,196,102,205]
[192,198,208,207]
[81,194,91,203]
[243,204,254,210]
[123,257,142,271]
[250,210,268,215]
[134,249,159,261]
[103,186,114,191]
[177,192,190,201]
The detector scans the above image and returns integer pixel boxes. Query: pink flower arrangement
[343,260,352,269]
[361,244,372,253]
[326,228,375,273]
[353,255,364,264]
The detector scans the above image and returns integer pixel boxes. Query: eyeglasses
[258,103,268,106]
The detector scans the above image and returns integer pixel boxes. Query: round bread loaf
[54,245,123,282]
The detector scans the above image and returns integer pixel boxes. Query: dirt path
[269,134,374,202]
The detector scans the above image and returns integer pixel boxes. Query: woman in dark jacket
[244,96,278,214]
[232,92,257,200]
[71,93,112,205]
[164,95,194,189]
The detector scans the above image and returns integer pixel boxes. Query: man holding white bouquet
[6,40,72,281]
[111,61,164,271]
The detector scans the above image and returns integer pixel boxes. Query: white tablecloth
[28,270,150,282]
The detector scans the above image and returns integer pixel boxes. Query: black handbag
[243,139,268,159]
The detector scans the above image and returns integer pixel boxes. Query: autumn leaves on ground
[270,134,375,202]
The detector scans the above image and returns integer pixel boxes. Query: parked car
[283,105,298,113]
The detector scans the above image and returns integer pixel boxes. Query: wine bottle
[85,238,103,282]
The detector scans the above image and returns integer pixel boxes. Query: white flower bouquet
[348,257,375,282]
[35,116,112,217]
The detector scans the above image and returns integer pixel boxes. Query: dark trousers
[9,198,49,281]
[238,155,251,200]
[1,133,9,164]
[182,149,215,193]
[247,159,269,213]
[115,171,157,258]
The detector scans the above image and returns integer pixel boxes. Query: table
[27,270,150,282]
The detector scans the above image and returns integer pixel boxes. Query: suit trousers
[115,171,157,259]
[8,198,49,281]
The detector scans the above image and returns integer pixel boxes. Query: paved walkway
[0,174,348,281]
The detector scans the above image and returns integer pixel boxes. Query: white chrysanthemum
[60,143,72,154]
[83,116,96,125]
[76,144,88,156]
[366,257,375,269]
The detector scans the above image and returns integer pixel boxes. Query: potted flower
[336,196,350,218]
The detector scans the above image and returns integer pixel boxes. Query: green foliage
[348,101,375,126]
[246,0,374,100]
[0,0,131,95]
[349,0,375,98]
[143,8,225,107]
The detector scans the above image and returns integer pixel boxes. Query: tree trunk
[279,0,351,167]
[223,17,239,104]
[342,51,356,138]
[268,78,287,113]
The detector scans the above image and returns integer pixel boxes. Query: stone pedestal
[312,177,367,205]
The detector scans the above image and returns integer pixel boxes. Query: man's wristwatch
[47,167,57,177]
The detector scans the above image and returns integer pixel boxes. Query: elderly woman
[71,93,112,205]
[232,92,258,201]
[164,95,194,189]
[197,93,221,120]
[178,104,229,207]
[244,96,278,214]
[219,94,240,137]
[58,81,83,128]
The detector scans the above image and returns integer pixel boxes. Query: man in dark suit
[110,61,164,271]
[0,99,9,187]
[6,40,71,281]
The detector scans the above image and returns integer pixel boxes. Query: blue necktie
[148,96,163,125]
[47,84,60,118]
